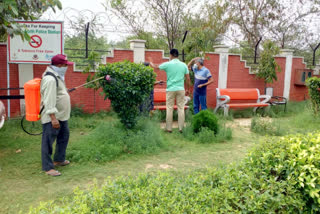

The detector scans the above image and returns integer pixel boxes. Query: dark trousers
[193,92,207,114]
[41,120,69,171]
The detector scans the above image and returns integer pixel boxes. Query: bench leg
[265,105,271,113]
[214,106,219,113]
[223,106,229,116]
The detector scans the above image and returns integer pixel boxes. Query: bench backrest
[217,88,260,100]
[154,88,167,103]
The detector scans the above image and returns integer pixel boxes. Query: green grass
[0,101,315,213]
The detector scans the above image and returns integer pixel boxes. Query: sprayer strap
[44,72,59,88]
[39,72,59,115]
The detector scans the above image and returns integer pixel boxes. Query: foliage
[250,116,283,136]
[64,36,109,71]
[97,61,156,128]
[256,40,281,84]
[107,0,194,50]
[306,77,320,115]
[0,0,62,41]
[70,104,85,117]
[197,127,215,144]
[191,110,219,134]
[225,0,320,51]
[244,132,320,212]
[67,118,168,162]
[29,132,320,213]
[182,2,230,61]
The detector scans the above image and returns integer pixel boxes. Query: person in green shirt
[150,49,191,133]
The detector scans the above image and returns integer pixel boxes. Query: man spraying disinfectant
[40,54,73,176]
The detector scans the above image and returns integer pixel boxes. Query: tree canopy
[1,0,62,41]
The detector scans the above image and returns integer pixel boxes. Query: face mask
[193,64,198,70]
[51,65,67,81]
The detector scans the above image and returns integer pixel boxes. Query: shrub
[70,104,85,117]
[250,116,284,136]
[192,110,219,134]
[97,61,156,129]
[306,77,320,115]
[197,127,215,144]
[243,132,320,212]
[31,133,320,213]
[256,40,281,85]
[67,118,167,162]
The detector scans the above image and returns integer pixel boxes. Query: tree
[256,40,281,86]
[225,0,320,51]
[64,13,110,70]
[0,0,62,41]
[106,0,194,50]
[268,0,320,49]
[183,0,231,60]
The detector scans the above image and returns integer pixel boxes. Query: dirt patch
[159,164,173,169]
[227,118,252,133]
[145,164,154,169]
[145,163,174,170]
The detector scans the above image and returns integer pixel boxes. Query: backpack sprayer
[21,75,112,135]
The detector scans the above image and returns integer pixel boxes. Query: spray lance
[68,75,113,93]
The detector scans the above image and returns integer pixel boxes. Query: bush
[250,116,284,136]
[192,110,219,134]
[67,118,168,162]
[243,132,320,212]
[97,61,156,129]
[31,132,320,213]
[197,127,215,144]
[306,77,320,115]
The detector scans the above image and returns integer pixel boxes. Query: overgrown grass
[2,101,316,213]
[0,111,248,213]
[68,117,169,162]
[182,118,232,144]
[251,101,320,136]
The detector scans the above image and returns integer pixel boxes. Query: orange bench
[153,88,189,111]
[214,88,271,116]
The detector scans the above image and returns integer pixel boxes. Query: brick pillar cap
[130,40,146,49]
[279,49,294,56]
[213,45,229,53]
[129,39,146,43]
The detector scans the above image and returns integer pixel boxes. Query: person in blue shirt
[188,57,213,114]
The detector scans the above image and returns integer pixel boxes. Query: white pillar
[280,49,294,99]
[18,64,34,114]
[214,45,229,89]
[130,40,146,63]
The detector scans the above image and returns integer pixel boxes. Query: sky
[41,0,132,42]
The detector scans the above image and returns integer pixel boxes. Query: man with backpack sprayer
[40,54,73,176]
[40,55,112,176]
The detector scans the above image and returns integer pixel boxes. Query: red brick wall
[267,57,286,97]
[106,49,134,63]
[0,44,314,117]
[203,53,220,108]
[227,55,264,92]
[145,50,169,89]
[290,57,309,101]
[0,44,20,117]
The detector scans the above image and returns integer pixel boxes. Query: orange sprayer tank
[24,78,42,121]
